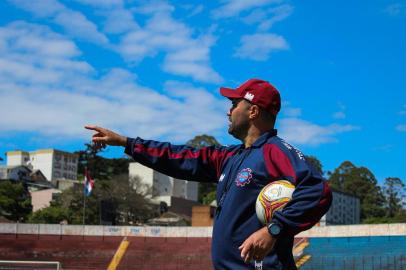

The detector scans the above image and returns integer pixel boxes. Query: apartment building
[320,189,361,225]
[5,149,78,181]
[128,162,198,206]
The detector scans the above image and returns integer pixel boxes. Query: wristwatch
[267,222,282,238]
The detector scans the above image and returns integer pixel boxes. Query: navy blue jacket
[125,129,332,270]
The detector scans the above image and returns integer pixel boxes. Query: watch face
[270,223,281,236]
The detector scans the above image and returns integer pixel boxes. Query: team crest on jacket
[236,168,253,187]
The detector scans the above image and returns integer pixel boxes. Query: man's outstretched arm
[84,125,237,182]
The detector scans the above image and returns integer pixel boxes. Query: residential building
[320,189,360,225]
[129,162,199,210]
[0,165,32,181]
[30,188,62,212]
[5,149,78,181]
[191,205,216,226]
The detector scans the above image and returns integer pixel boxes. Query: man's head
[220,79,281,140]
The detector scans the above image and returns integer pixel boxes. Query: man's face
[227,98,251,140]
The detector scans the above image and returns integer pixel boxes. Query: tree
[186,134,221,204]
[186,135,221,148]
[75,143,131,181]
[0,180,32,221]
[28,204,69,224]
[305,155,323,175]
[328,161,386,221]
[383,177,405,219]
[29,175,157,225]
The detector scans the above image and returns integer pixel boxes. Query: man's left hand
[238,226,276,263]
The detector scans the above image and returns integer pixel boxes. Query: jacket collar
[250,129,278,148]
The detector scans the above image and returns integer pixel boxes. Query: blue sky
[0,0,405,184]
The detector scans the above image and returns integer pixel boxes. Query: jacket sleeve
[263,143,332,235]
[124,137,236,183]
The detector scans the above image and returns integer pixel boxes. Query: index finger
[85,125,103,132]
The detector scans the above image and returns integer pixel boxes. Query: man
[85,78,332,270]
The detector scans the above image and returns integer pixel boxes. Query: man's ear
[249,104,260,120]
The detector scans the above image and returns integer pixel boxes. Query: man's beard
[228,120,249,141]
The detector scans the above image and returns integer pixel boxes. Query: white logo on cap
[244,92,254,101]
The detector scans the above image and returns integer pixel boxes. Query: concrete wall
[0,224,213,238]
[1,223,405,238]
[297,223,406,238]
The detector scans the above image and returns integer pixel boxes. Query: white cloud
[243,4,293,31]
[278,118,360,146]
[234,33,289,61]
[9,0,64,17]
[117,4,222,83]
[0,22,227,142]
[396,125,406,132]
[383,3,404,16]
[72,0,139,34]
[212,0,281,19]
[9,0,108,44]
[102,8,140,34]
[11,0,222,83]
[186,5,205,18]
[73,0,124,8]
[0,21,92,85]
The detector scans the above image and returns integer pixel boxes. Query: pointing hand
[84,125,127,149]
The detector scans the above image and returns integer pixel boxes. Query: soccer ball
[255,180,295,225]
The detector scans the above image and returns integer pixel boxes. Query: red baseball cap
[220,78,281,116]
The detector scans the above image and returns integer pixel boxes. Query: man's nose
[227,109,231,116]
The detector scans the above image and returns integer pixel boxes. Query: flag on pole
[84,168,94,196]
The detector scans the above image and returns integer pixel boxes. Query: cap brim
[219,87,242,99]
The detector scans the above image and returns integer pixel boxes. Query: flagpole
[83,190,86,225]
[83,167,86,225]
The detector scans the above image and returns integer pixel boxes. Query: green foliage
[328,161,386,221]
[186,134,220,149]
[0,180,32,221]
[29,175,157,225]
[75,143,131,180]
[28,205,69,224]
[382,177,406,220]
[362,209,406,224]
[202,190,217,205]
[186,134,220,204]
[305,155,323,175]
